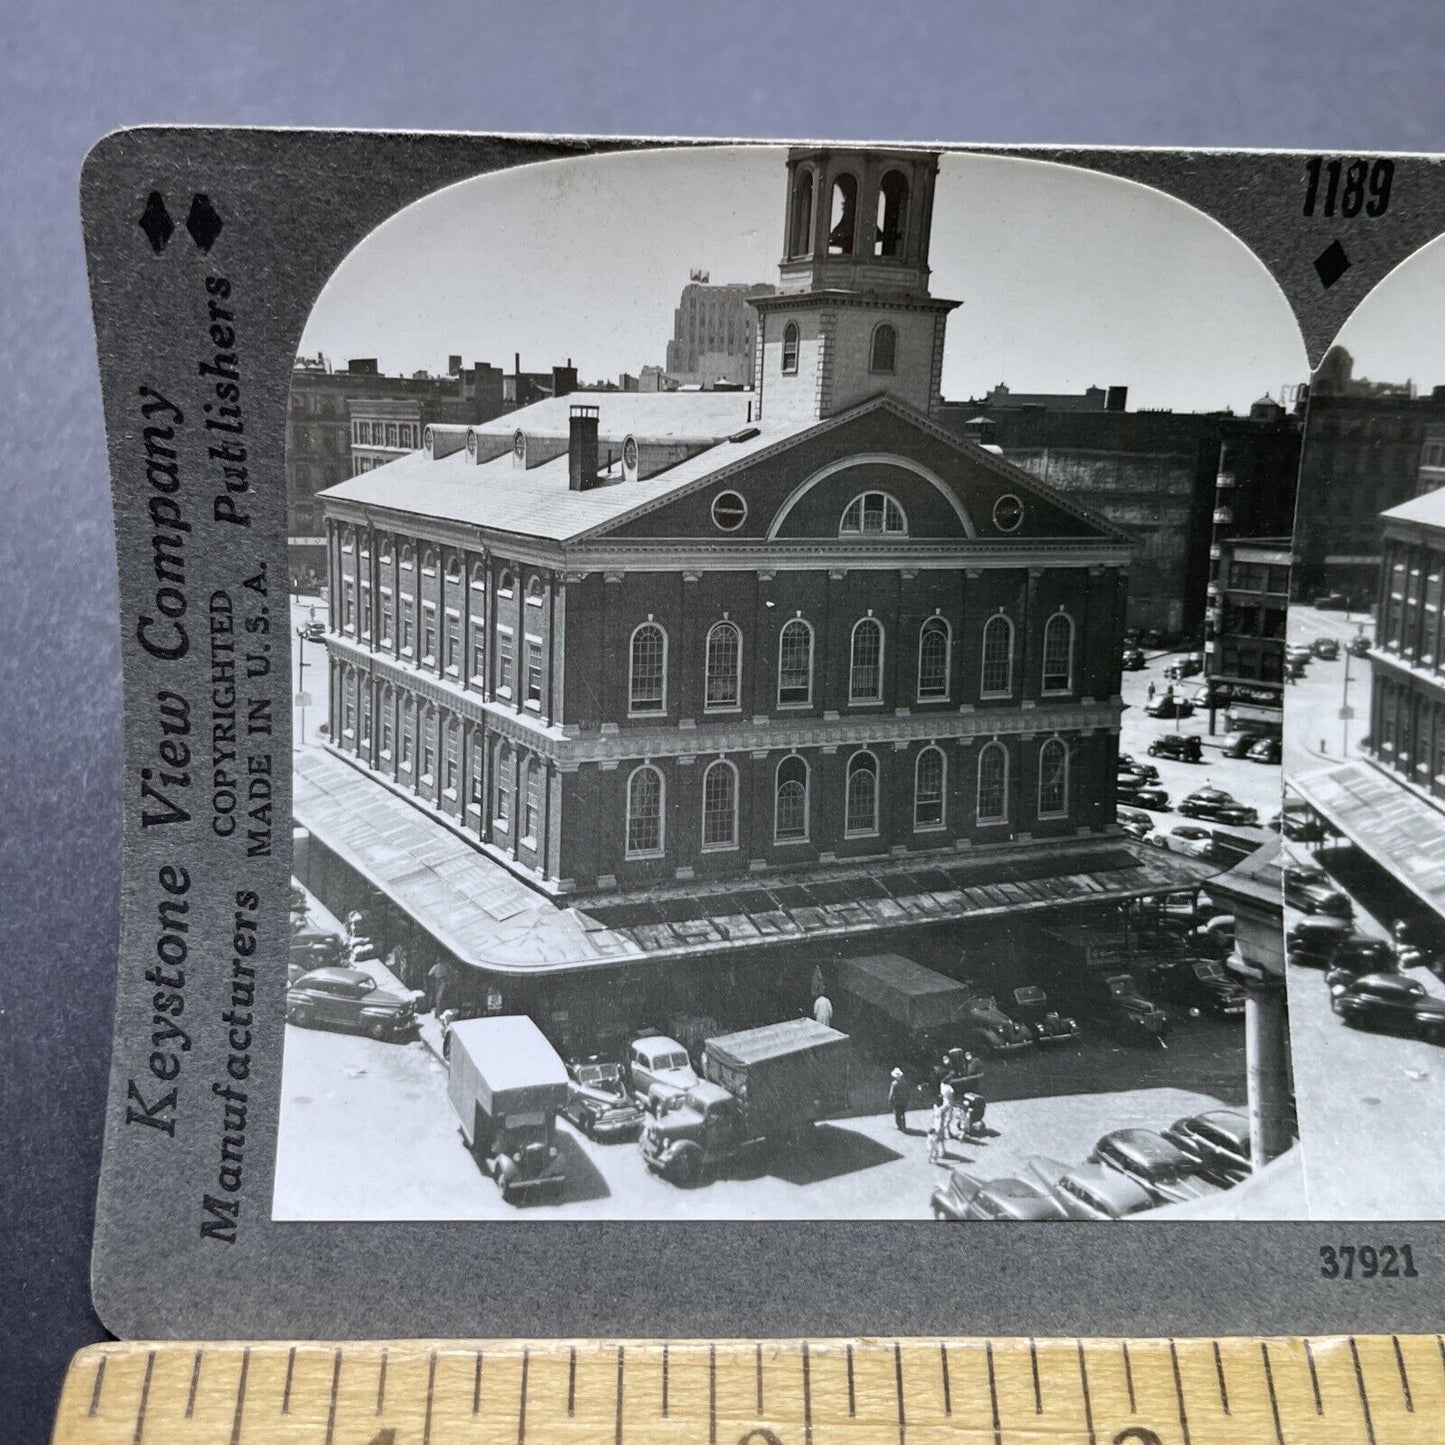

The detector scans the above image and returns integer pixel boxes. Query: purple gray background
[6,2,1445,1441]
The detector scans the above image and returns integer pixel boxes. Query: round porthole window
[622,435,639,471]
[993,494,1024,533]
[512,429,526,462]
[711,491,748,531]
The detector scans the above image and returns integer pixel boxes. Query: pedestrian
[888,1067,909,1132]
[812,993,834,1028]
[927,1100,945,1164]
[426,959,453,1015]
[939,1078,956,1140]
[1147,681,1156,702]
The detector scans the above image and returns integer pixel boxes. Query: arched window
[629,622,667,714]
[977,741,1009,824]
[774,755,809,842]
[497,569,515,597]
[849,617,884,702]
[705,621,742,710]
[869,323,897,375]
[444,554,461,584]
[790,169,815,257]
[777,618,814,706]
[875,169,909,256]
[914,746,946,829]
[470,561,486,590]
[701,760,738,851]
[1042,613,1074,693]
[840,491,906,535]
[422,549,437,576]
[626,765,665,857]
[781,321,799,375]
[525,576,545,607]
[981,615,1013,697]
[494,742,513,828]
[828,173,858,255]
[1039,738,1069,817]
[845,751,879,836]
[400,543,414,571]
[917,617,950,699]
[379,538,394,565]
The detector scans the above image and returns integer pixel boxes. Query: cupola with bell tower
[751,147,959,425]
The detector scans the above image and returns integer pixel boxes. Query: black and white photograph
[272,144,1308,1222]
[1284,233,1445,1219]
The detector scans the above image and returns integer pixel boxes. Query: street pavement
[1282,603,1374,781]
[291,593,328,750]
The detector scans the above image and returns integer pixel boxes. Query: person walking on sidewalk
[928,1097,946,1163]
[888,1067,910,1132]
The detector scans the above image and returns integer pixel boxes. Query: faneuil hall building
[297,146,1210,1047]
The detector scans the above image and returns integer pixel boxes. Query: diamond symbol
[186,194,223,253]
[139,191,173,254]
[1314,239,1351,289]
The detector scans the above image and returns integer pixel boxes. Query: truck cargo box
[836,953,972,1033]
[447,1015,569,1144]
[702,1018,851,1136]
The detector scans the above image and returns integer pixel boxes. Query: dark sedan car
[930,1169,1068,1221]
[1274,809,1326,842]
[1118,755,1161,782]
[1283,865,1353,919]
[1247,737,1282,765]
[562,1058,645,1141]
[286,966,416,1040]
[1287,916,1353,968]
[1222,732,1261,759]
[1161,1110,1252,1187]
[1138,956,1246,1018]
[1312,637,1340,660]
[1122,646,1147,671]
[1128,785,1171,812]
[1331,973,1445,1043]
[1023,1156,1155,1220]
[1090,1129,1222,1205]
[288,928,344,985]
[1347,634,1371,657]
[1179,789,1259,826]
[1148,733,1202,763]
[1322,937,1398,988]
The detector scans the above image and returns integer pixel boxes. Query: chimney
[448,354,462,376]
[568,405,600,491]
[552,363,578,399]
[1106,385,1128,412]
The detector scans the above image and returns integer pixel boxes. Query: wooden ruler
[51,1335,1441,1444]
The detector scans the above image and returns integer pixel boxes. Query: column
[1244,974,1292,1168]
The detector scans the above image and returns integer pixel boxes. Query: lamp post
[295,626,310,746]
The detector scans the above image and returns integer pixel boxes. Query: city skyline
[299,146,1309,415]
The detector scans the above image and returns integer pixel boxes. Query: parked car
[286,966,416,1040]
[1129,785,1171,812]
[1049,970,1169,1045]
[1247,737,1282,765]
[625,1035,701,1106]
[1286,655,1308,680]
[1137,956,1246,1018]
[1322,938,1398,989]
[301,618,326,641]
[1004,985,1080,1045]
[1121,646,1147,671]
[1348,634,1371,657]
[288,928,344,984]
[960,988,1035,1055]
[1223,732,1261,759]
[1287,916,1353,968]
[1283,864,1353,919]
[930,1169,1069,1222]
[1179,788,1258,826]
[1312,637,1340,660]
[1144,693,1192,719]
[289,881,309,917]
[1161,1110,1252,1187]
[1090,1129,1222,1205]
[1117,807,1154,840]
[1148,733,1202,763]
[1285,643,1312,666]
[1118,754,1161,781]
[1274,808,1326,842]
[1187,913,1236,961]
[1173,652,1205,678]
[1158,824,1215,860]
[1331,973,1445,1043]
[1022,1156,1156,1220]
[1142,629,1164,648]
[562,1057,645,1141]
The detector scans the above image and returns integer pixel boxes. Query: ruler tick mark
[131,1350,155,1445]
[846,1343,855,1417]
[1030,1336,1042,1413]
[377,1347,389,1415]
[1213,1339,1230,1414]
[939,1341,951,1417]
[1260,1342,1285,1445]
[802,1341,813,1445]
[894,1341,906,1445]
[986,1342,1001,1445]
[568,1346,576,1416]
[422,1349,437,1445]
[517,1347,529,1445]
[88,1355,107,1417]
[757,1341,765,1415]
[1393,1336,1413,1411]
[228,1347,250,1445]
[1169,1339,1192,1445]
[614,1346,625,1445]
[189,1349,205,1418]
[1121,1341,1136,1413]
[472,1351,483,1416]
[708,1343,717,1445]
[324,1349,341,1445]
[1350,1337,1377,1445]
[662,1343,670,1419]
[1077,1341,1096,1445]
[1303,1338,1322,1414]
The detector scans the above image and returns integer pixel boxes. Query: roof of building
[1381,486,1445,530]
[472,389,753,442]
[293,747,1219,978]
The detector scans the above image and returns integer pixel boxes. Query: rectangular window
[524,764,540,843]
[443,733,458,795]
[422,603,437,665]
[400,712,413,770]
[496,627,514,695]
[359,580,371,639]
[400,595,415,656]
[421,726,435,783]
[342,579,356,631]
[379,587,394,647]
[525,639,544,707]
[445,610,460,674]
[380,703,393,760]
[342,685,355,737]
[470,622,486,688]
[468,738,484,810]
[385,422,398,447]
[494,749,513,829]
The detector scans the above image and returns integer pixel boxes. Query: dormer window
[875,170,909,257]
[840,492,906,536]
[781,322,799,375]
[869,323,897,375]
[828,174,858,256]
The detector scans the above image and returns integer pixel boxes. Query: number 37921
[1320,1243,1417,1279]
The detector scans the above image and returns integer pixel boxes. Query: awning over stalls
[1227,703,1283,729]
[1290,759,1445,919]
[294,746,1220,978]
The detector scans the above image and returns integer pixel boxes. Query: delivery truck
[640,1018,851,1186]
[446,1015,570,1203]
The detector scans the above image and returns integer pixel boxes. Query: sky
[300,146,1310,415]
[1329,230,1445,391]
